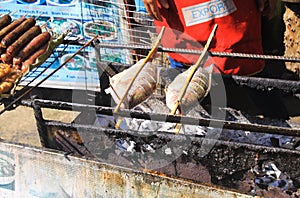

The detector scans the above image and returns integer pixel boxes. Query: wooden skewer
[171,24,218,134]
[35,13,43,21]
[40,19,52,29]
[108,84,125,128]
[9,11,18,17]
[114,26,166,129]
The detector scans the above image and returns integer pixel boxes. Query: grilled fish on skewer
[112,26,165,114]
[166,24,217,134]
[166,24,218,115]
[165,66,211,114]
[108,26,165,129]
[106,58,158,109]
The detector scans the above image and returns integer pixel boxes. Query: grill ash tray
[44,122,300,197]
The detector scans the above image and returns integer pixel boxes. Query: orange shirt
[154,0,265,76]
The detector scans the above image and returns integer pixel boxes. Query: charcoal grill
[19,93,300,197]
[1,1,300,197]
[17,58,300,197]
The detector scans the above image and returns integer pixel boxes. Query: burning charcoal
[293,138,300,150]
[255,177,273,189]
[118,118,140,130]
[143,144,155,153]
[270,137,280,147]
[165,148,172,155]
[182,125,206,136]
[127,141,136,153]
[139,120,159,131]
[262,162,281,179]
[93,114,115,128]
[115,139,128,152]
[157,122,177,132]
[268,180,290,191]
[253,162,295,192]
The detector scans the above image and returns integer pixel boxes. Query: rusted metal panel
[0,140,254,197]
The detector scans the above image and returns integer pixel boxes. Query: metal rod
[84,60,300,94]
[21,99,300,137]
[95,42,300,63]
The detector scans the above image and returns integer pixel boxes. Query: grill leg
[32,96,48,147]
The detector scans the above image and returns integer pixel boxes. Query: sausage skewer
[0,14,12,30]
[21,42,48,73]
[0,17,36,48]
[0,16,27,40]
[6,25,42,59]
[13,31,51,66]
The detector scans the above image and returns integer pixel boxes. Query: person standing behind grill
[142,0,290,119]
[142,0,279,76]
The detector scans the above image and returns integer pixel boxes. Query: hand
[257,0,279,20]
[142,0,169,21]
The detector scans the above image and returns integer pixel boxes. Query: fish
[106,58,158,109]
[165,65,211,114]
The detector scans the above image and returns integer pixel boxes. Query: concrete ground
[0,105,79,147]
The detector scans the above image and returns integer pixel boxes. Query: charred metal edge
[229,75,300,94]
[44,119,300,155]
[0,140,258,198]
[21,99,300,137]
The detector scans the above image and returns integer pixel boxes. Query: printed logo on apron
[182,0,237,27]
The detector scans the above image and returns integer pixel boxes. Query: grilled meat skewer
[13,31,51,66]
[0,17,36,48]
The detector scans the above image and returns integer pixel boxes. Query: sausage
[22,42,48,73]
[0,17,36,48]
[6,25,42,58]
[0,14,12,30]
[13,31,51,66]
[0,16,27,41]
